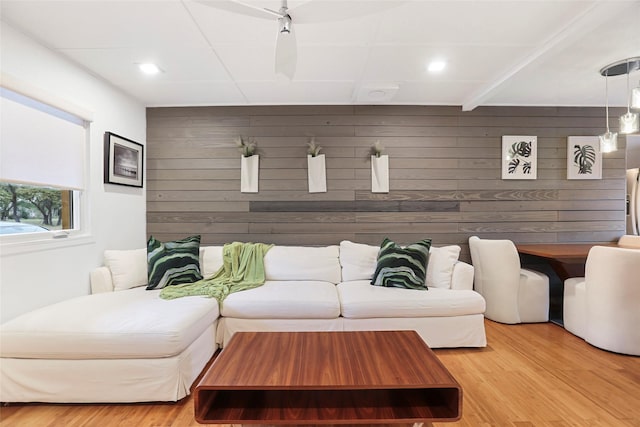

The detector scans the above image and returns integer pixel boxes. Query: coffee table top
[198,330,458,390]
[195,330,462,424]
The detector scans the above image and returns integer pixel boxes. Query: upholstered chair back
[469,236,549,324]
[583,245,640,355]
[468,236,521,323]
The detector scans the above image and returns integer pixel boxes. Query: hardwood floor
[1,320,638,427]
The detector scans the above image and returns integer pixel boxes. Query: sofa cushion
[339,240,379,281]
[200,245,223,278]
[0,287,219,359]
[147,235,203,290]
[427,245,461,289]
[338,280,486,318]
[104,248,147,291]
[221,280,340,319]
[264,246,341,283]
[371,238,431,289]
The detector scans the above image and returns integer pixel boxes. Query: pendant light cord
[605,71,610,132]
[627,60,632,113]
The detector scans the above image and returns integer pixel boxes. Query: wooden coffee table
[194,330,462,425]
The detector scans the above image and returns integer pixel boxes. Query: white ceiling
[2,0,639,109]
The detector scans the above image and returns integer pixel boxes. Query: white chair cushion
[518,268,550,323]
[426,245,461,289]
[563,277,586,339]
[264,246,341,283]
[0,287,219,359]
[103,248,147,291]
[337,280,485,319]
[221,281,340,319]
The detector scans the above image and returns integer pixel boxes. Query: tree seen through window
[0,183,73,232]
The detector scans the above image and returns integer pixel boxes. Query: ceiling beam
[461,1,635,112]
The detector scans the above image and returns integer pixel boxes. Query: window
[0,84,90,250]
[0,183,77,235]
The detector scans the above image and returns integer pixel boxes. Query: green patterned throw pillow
[371,237,432,290]
[146,235,203,290]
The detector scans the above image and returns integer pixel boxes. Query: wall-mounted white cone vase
[371,154,389,193]
[240,155,259,193]
[307,154,327,193]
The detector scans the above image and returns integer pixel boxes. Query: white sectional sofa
[0,240,486,403]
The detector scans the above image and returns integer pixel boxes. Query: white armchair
[468,236,549,324]
[563,245,640,356]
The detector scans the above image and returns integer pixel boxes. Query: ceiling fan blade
[275,24,297,80]
[193,0,282,20]
[290,1,405,24]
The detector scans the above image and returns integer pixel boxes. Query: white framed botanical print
[502,135,537,180]
[567,136,602,180]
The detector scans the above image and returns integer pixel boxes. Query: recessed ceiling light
[357,84,399,103]
[427,60,446,73]
[138,63,161,75]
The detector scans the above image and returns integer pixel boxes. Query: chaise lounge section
[0,287,219,403]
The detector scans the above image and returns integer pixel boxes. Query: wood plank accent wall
[146,106,626,261]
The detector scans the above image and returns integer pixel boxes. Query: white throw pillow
[104,248,147,291]
[339,240,380,282]
[264,245,342,283]
[426,245,461,289]
[200,246,224,278]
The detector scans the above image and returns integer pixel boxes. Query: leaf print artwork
[567,136,601,180]
[502,136,537,180]
[508,158,520,174]
[573,144,596,175]
[507,141,532,174]
[511,141,532,158]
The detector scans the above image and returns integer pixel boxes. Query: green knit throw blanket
[159,241,273,303]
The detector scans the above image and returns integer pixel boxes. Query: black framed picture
[104,132,144,188]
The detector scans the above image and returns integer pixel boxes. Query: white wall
[0,23,147,322]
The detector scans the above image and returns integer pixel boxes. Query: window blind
[0,88,86,190]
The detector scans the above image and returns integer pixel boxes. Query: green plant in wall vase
[306,137,326,193]
[371,140,384,158]
[235,136,257,157]
[235,136,259,193]
[306,137,322,157]
[370,140,389,193]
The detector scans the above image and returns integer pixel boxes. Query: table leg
[547,259,585,282]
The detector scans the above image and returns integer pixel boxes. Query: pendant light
[619,60,640,134]
[631,79,640,111]
[599,71,618,153]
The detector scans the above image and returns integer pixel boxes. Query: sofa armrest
[450,261,474,290]
[90,267,114,294]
